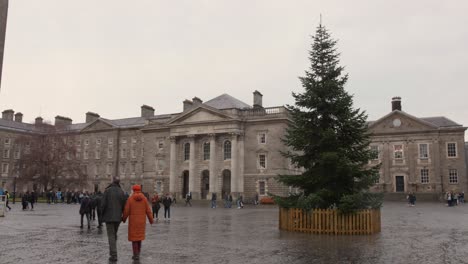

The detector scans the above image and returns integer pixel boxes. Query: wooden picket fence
[279,208,381,235]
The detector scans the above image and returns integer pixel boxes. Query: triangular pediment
[81,119,115,132]
[368,111,438,133]
[168,105,234,125]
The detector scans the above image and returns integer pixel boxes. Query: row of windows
[370,142,459,160]
[373,169,459,184]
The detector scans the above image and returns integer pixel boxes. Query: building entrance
[182,170,189,198]
[395,176,405,192]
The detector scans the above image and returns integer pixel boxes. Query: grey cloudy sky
[1,1,467,131]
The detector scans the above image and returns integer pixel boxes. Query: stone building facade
[368,97,467,194]
[0,92,295,200]
[0,94,466,200]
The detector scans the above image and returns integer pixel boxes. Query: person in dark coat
[21,192,29,210]
[79,193,92,229]
[101,178,127,262]
[29,191,36,210]
[94,191,104,228]
[162,193,173,221]
[211,192,217,208]
[151,192,161,220]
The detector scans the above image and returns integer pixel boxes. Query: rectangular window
[449,169,458,184]
[94,164,99,175]
[259,181,266,195]
[374,173,380,184]
[84,139,89,146]
[2,163,9,174]
[4,138,11,146]
[131,148,136,159]
[370,145,379,160]
[108,138,113,145]
[121,149,126,158]
[13,149,20,159]
[121,138,127,144]
[447,143,457,157]
[120,163,126,174]
[132,137,137,144]
[419,144,429,159]
[3,149,10,159]
[66,151,71,160]
[76,140,81,146]
[394,145,403,159]
[420,169,429,183]
[95,150,101,159]
[106,163,112,175]
[96,139,101,145]
[84,150,89,160]
[107,147,113,159]
[258,133,267,144]
[203,142,210,160]
[158,140,164,149]
[259,154,267,169]
[131,163,136,173]
[76,149,81,159]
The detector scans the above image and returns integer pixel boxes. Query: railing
[241,106,288,117]
[279,208,381,235]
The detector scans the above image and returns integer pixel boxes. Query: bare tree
[15,123,88,192]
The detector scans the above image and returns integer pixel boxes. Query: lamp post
[12,175,17,204]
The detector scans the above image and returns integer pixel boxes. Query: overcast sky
[1,1,467,132]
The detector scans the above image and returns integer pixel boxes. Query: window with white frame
[259,181,266,195]
[76,139,81,146]
[374,172,380,184]
[95,150,101,159]
[449,169,458,184]
[106,163,112,175]
[2,163,9,174]
[76,149,81,159]
[121,149,127,158]
[158,140,164,149]
[420,169,429,183]
[120,163,126,174]
[258,154,267,169]
[203,142,210,160]
[184,143,190,161]
[108,138,113,145]
[394,144,403,159]
[107,147,113,158]
[94,164,99,175]
[132,137,137,144]
[155,181,162,193]
[258,133,267,144]
[224,141,231,160]
[131,163,136,173]
[84,150,89,160]
[447,143,457,157]
[370,145,379,160]
[96,139,101,145]
[121,138,127,144]
[66,151,71,160]
[4,138,10,146]
[3,149,10,159]
[419,144,429,159]
[84,139,89,146]
[131,148,136,159]
[13,149,20,159]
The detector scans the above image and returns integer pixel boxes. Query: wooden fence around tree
[279,208,381,235]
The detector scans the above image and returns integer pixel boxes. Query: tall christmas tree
[279,24,380,211]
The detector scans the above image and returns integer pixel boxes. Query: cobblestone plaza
[1,202,468,264]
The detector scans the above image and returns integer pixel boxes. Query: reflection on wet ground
[1,202,468,264]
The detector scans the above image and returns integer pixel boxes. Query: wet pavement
[1,201,468,264]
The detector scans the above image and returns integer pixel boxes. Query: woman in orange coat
[122,185,154,261]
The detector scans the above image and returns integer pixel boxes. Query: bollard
[0,195,6,217]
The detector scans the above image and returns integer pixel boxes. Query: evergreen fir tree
[278,24,380,211]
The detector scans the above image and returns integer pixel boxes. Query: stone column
[188,135,196,198]
[238,134,245,194]
[230,133,238,195]
[169,136,177,194]
[209,134,217,196]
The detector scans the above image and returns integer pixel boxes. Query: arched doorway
[222,169,231,196]
[182,170,189,198]
[201,170,209,199]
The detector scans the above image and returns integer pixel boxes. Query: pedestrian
[237,195,244,209]
[211,192,217,208]
[460,192,465,204]
[228,193,233,208]
[94,191,104,228]
[21,192,29,210]
[29,191,36,211]
[101,178,127,262]
[254,192,259,205]
[408,192,416,206]
[151,192,161,220]
[79,193,92,229]
[5,191,11,211]
[122,185,154,261]
[162,193,173,221]
[185,191,192,207]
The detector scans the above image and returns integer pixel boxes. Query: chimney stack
[86,112,100,123]
[183,99,193,112]
[253,90,263,109]
[35,116,43,125]
[392,97,402,111]
[141,105,155,118]
[192,97,203,106]
[2,109,14,121]
[55,115,72,126]
[14,112,23,122]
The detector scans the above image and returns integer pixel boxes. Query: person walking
[122,185,154,261]
[237,195,244,209]
[101,178,127,262]
[227,193,233,208]
[162,193,173,222]
[211,192,217,208]
[79,193,92,229]
[21,192,29,210]
[254,192,259,206]
[5,191,11,211]
[185,191,192,207]
[151,192,161,220]
[29,191,36,211]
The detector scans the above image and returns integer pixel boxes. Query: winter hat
[132,185,141,192]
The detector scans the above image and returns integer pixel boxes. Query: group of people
[88,178,175,262]
[20,191,37,210]
[445,191,465,206]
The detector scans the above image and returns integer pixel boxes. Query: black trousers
[164,206,170,219]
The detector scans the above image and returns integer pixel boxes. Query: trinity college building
[0,93,466,200]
